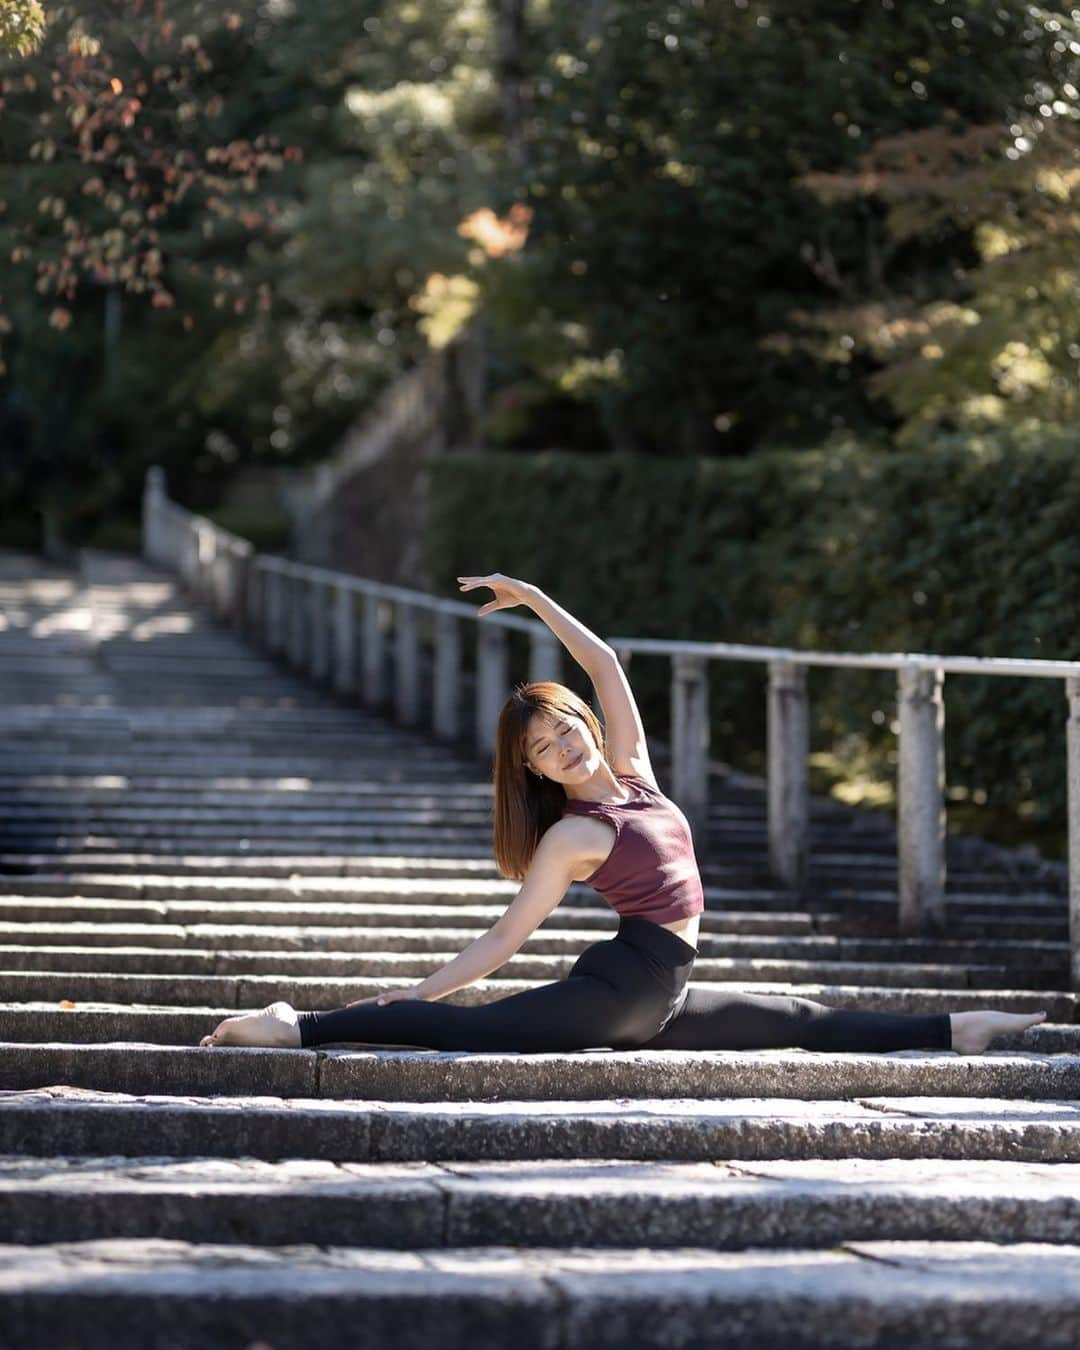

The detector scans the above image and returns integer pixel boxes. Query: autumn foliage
[0,0,303,374]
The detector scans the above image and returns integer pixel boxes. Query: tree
[794,79,1079,440]
[466,0,1080,455]
[0,0,303,545]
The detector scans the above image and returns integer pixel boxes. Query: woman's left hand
[344,988,423,1009]
[457,573,533,616]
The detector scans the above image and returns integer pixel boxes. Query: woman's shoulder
[541,813,612,869]
[614,764,662,794]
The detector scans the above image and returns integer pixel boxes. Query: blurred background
[1,0,1078,857]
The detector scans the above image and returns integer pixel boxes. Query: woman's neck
[564,761,631,805]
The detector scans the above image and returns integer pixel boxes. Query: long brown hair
[492,681,607,880]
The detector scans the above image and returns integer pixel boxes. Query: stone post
[229,547,250,634]
[244,556,262,636]
[210,536,227,621]
[897,663,946,935]
[333,585,357,695]
[1066,677,1080,991]
[362,593,387,707]
[287,571,306,669]
[265,566,286,654]
[767,659,810,892]
[529,631,561,685]
[142,466,166,565]
[433,609,462,741]
[476,624,509,758]
[309,579,330,683]
[395,602,420,726]
[671,652,709,846]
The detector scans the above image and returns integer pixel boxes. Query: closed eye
[535,722,570,754]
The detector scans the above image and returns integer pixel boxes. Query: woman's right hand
[457,573,534,616]
[344,988,422,1009]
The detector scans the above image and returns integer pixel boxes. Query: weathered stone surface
[2,1238,1080,1348]
[4,549,1079,1346]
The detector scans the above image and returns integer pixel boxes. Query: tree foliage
[796,93,1079,440]
[1,1,1077,545]
[0,1,46,58]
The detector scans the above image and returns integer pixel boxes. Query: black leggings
[296,917,953,1053]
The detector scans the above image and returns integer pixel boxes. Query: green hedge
[425,431,1080,858]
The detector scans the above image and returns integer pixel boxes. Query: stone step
[0,852,507,877]
[0,756,473,778]
[0,786,851,825]
[0,1155,1077,1249]
[0,875,811,911]
[0,940,1067,1008]
[2,959,1073,1013]
[0,901,834,937]
[0,821,496,844]
[0,926,1065,987]
[4,1236,1080,1349]
[0,929,1029,987]
[0,863,1067,937]
[3,1088,1080,1162]
[2,872,1063,923]
[0,781,886,834]
[1,1037,1076,1097]
[0,801,908,841]
[0,939,1062,992]
[0,899,1064,965]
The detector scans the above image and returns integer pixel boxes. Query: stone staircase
[1,548,1079,1348]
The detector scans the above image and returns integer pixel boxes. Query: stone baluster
[433,609,462,741]
[671,652,709,845]
[1066,677,1080,992]
[476,624,509,758]
[309,579,330,682]
[897,663,946,935]
[142,467,165,566]
[263,565,281,653]
[767,659,810,892]
[333,585,357,695]
[395,602,420,726]
[529,630,561,685]
[287,571,306,669]
[362,592,387,707]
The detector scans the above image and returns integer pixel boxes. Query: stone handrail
[608,633,1080,986]
[144,466,1079,988]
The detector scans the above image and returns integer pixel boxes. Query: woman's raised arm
[458,573,653,780]
[458,574,613,677]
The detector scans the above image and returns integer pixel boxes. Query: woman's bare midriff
[658,914,700,951]
[570,864,701,952]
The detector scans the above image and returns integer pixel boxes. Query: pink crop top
[561,771,705,926]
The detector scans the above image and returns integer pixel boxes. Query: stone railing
[145,466,1079,986]
[609,633,1080,980]
[142,466,562,758]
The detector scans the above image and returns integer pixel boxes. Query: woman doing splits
[199,574,1046,1057]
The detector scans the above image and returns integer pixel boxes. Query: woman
[199,574,1046,1056]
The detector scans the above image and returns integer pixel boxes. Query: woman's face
[523,710,598,781]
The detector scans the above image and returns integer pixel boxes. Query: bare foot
[949,1009,1047,1055]
[199,1000,301,1049]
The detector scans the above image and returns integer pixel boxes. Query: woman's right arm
[350,823,587,1006]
